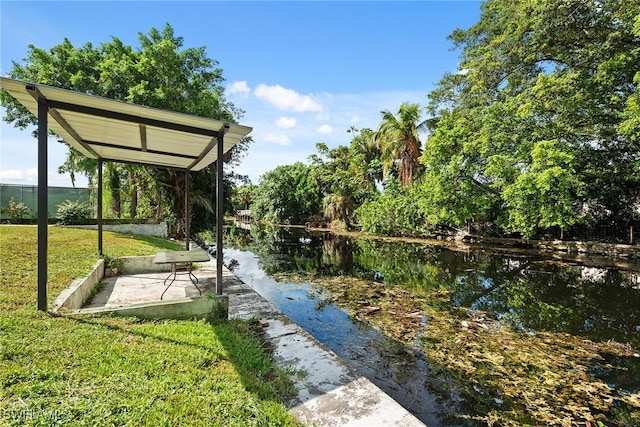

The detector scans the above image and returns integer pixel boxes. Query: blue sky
[0,1,481,187]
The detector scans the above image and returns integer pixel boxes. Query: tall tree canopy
[0,24,250,233]
[309,138,379,229]
[251,162,323,224]
[251,130,381,227]
[421,0,640,236]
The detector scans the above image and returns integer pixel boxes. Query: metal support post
[185,170,190,250]
[215,124,228,295]
[37,99,48,311]
[98,158,103,256]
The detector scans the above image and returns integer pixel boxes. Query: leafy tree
[0,24,249,234]
[322,193,353,229]
[372,102,425,187]
[419,108,501,228]
[311,145,355,228]
[309,141,378,229]
[348,127,383,186]
[498,140,585,237]
[422,0,640,234]
[618,11,640,143]
[251,163,323,224]
[104,163,123,218]
[233,185,253,211]
[57,146,98,188]
[355,178,427,236]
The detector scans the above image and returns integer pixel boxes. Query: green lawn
[0,226,300,426]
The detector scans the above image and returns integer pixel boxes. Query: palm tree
[372,102,425,187]
[57,146,97,187]
[235,185,253,210]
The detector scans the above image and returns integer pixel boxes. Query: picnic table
[153,249,210,299]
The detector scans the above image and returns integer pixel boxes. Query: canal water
[220,224,640,426]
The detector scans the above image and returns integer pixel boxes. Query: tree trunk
[399,145,417,187]
[129,172,138,218]
[171,171,187,238]
[106,164,121,218]
[112,188,121,218]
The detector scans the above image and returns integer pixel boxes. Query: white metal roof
[0,77,252,171]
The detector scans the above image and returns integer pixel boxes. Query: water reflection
[230,225,640,347]
[224,246,450,425]
[222,224,640,424]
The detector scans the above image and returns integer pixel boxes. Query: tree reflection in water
[223,224,640,426]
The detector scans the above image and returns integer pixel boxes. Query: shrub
[56,199,92,224]
[1,196,31,222]
[102,253,123,269]
[354,182,427,236]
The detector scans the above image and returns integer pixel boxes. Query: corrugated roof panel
[145,127,210,156]
[92,145,193,168]
[0,77,252,171]
[63,112,141,147]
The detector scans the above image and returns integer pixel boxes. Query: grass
[0,225,300,426]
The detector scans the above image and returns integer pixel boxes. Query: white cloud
[315,112,331,121]
[276,116,297,129]
[261,133,291,146]
[0,169,24,180]
[254,84,323,112]
[227,81,251,97]
[234,88,429,184]
[316,124,333,134]
[236,148,312,185]
[26,168,38,182]
[0,168,72,186]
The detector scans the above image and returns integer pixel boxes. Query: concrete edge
[66,294,229,322]
[290,376,426,427]
[248,311,426,426]
[226,281,426,426]
[63,221,168,238]
[52,258,105,312]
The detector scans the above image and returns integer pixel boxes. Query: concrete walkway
[77,257,425,426]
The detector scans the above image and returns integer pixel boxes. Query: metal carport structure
[0,77,252,310]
